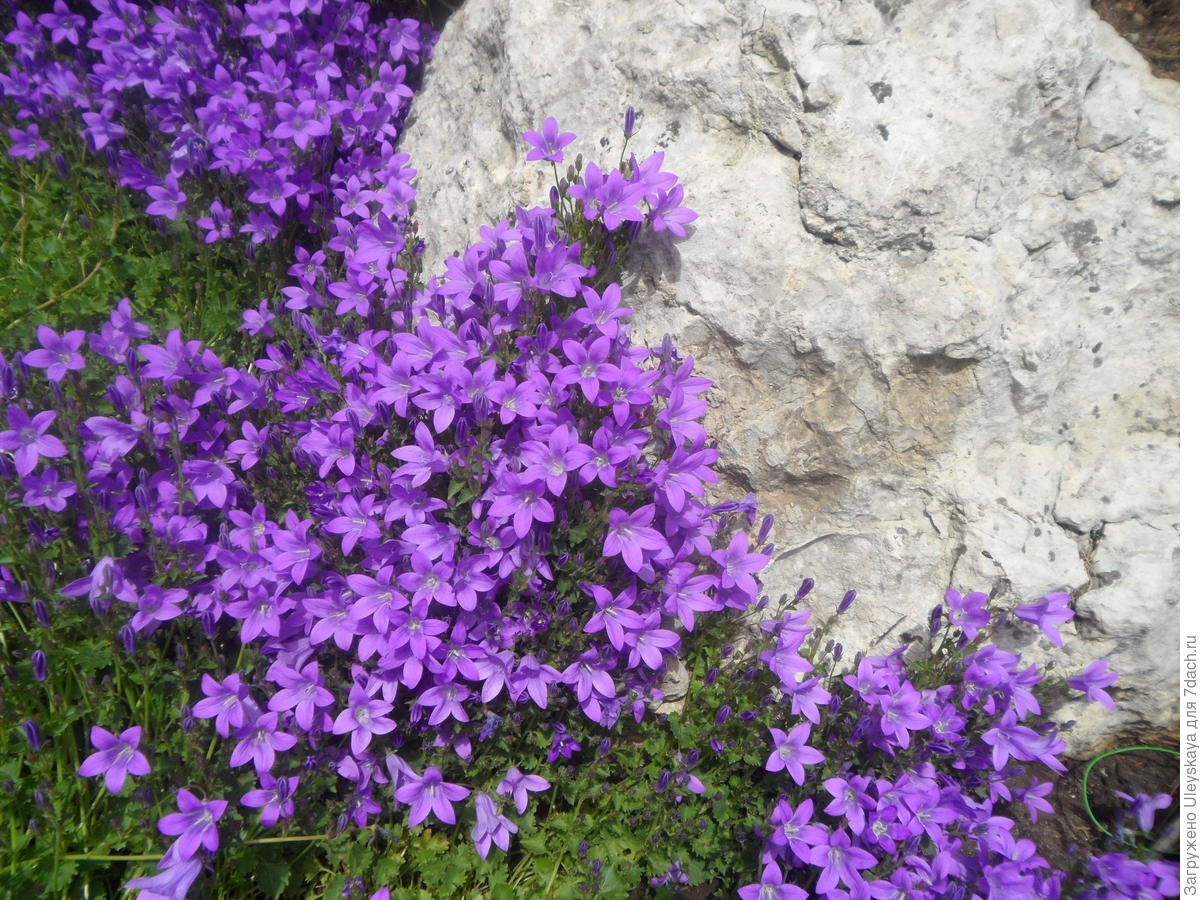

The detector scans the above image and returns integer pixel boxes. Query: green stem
[243,835,327,845]
[64,853,162,862]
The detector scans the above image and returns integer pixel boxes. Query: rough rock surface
[401,0,1180,751]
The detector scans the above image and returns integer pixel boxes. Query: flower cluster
[0,84,768,889]
[2,1,433,248]
[732,588,1179,898]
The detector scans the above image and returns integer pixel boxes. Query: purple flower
[157,789,227,861]
[21,468,76,512]
[765,722,825,785]
[230,711,297,774]
[124,852,203,900]
[522,116,576,163]
[711,531,770,603]
[809,828,877,894]
[193,672,252,738]
[471,793,517,858]
[945,588,990,641]
[1013,592,1074,646]
[823,776,876,835]
[7,124,49,160]
[496,767,550,815]
[1116,791,1172,833]
[129,585,187,633]
[21,719,40,751]
[146,176,187,221]
[78,725,151,794]
[1067,659,1119,710]
[268,661,334,731]
[20,326,85,382]
[603,504,668,573]
[394,766,469,827]
[242,774,300,828]
[331,684,396,756]
[738,860,808,899]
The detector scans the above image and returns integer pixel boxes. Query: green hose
[1080,745,1180,838]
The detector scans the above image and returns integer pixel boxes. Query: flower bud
[796,577,815,601]
[715,705,731,726]
[838,590,857,614]
[33,599,50,627]
[119,624,137,655]
[31,650,46,682]
[21,719,40,751]
[623,106,636,138]
[757,515,775,544]
[929,604,944,635]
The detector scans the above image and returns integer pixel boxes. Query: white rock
[402,0,1179,752]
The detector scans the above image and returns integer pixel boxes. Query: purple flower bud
[623,106,636,138]
[626,219,642,242]
[33,599,50,627]
[828,695,841,714]
[592,859,602,876]
[0,363,14,397]
[578,839,589,857]
[739,710,758,722]
[704,667,719,686]
[31,650,46,682]
[833,642,843,662]
[655,770,671,793]
[33,786,47,808]
[21,720,40,751]
[549,185,560,207]
[710,739,725,754]
[796,577,815,600]
[684,749,700,768]
[597,738,612,758]
[715,705,731,726]
[200,611,217,639]
[54,153,69,179]
[119,624,136,655]
[757,515,775,543]
[838,590,857,614]
[181,704,195,734]
[929,604,944,635]
[721,645,733,659]
[336,813,349,833]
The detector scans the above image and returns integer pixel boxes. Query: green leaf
[257,859,291,899]
[62,639,114,673]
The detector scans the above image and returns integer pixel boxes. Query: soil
[1092,0,1181,80]
[1015,730,1181,874]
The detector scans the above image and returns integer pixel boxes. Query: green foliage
[0,133,277,358]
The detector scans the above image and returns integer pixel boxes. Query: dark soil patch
[1092,0,1180,80]
[1014,731,1180,874]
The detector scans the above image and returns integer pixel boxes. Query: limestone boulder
[401,0,1179,751]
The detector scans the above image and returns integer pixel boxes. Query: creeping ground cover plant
[0,4,1181,897]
